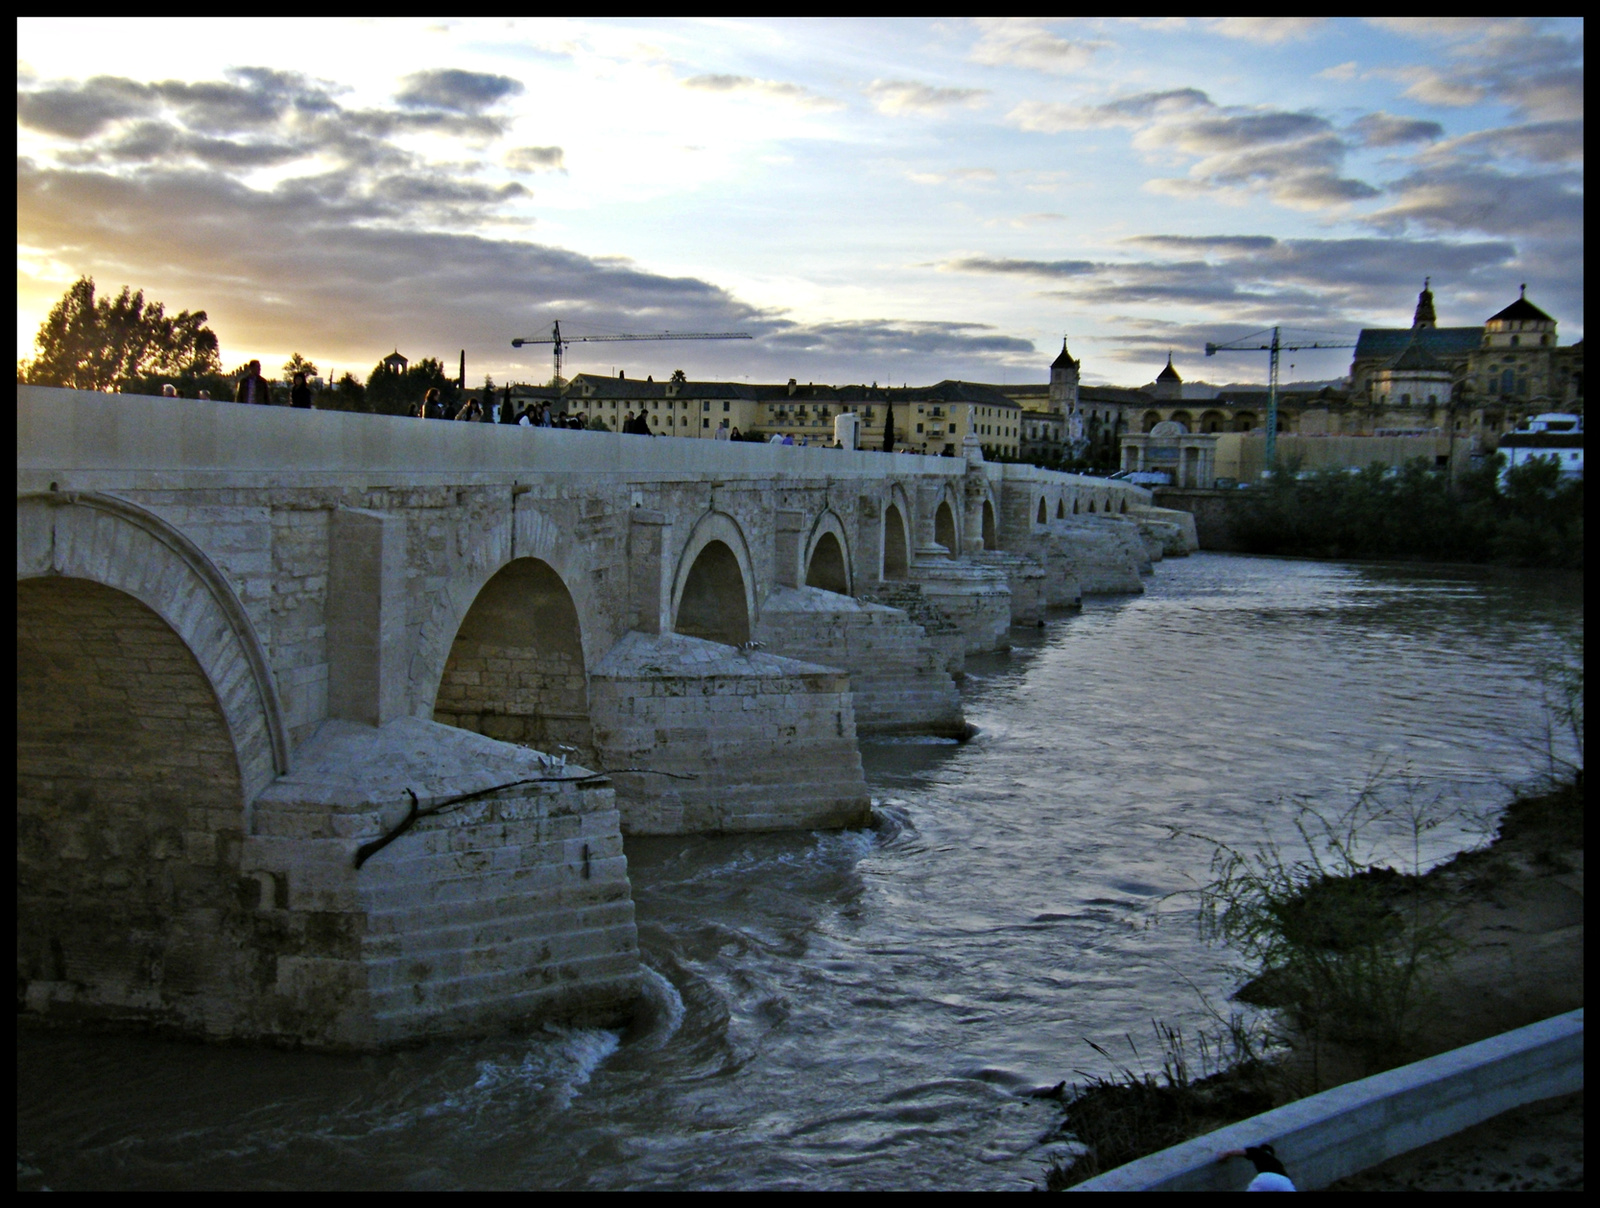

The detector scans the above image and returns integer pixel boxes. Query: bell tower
[1412,278,1437,330]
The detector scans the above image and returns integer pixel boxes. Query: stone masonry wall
[16,577,261,1032]
[432,558,595,762]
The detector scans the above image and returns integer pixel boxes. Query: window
[916,423,924,433]
[703,418,710,428]
[723,401,730,412]
[702,401,710,411]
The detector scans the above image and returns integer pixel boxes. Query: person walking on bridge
[234,360,272,406]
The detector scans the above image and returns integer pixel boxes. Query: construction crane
[512,320,751,391]
[1205,327,1356,466]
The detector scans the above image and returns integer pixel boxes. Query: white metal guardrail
[1069,1008,1583,1191]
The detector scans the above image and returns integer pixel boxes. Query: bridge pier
[588,631,871,834]
[753,586,966,737]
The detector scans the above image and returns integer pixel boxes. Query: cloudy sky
[16,17,1583,388]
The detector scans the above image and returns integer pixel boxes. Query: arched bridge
[17,386,1192,1048]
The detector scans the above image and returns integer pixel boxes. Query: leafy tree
[364,355,457,416]
[21,276,221,391]
[319,371,368,413]
[283,353,319,382]
[670,368,687,384]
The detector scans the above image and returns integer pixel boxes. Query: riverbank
[1046,775,1585,1189]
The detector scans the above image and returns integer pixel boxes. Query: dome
[1150,419,1188,436]
[1487,285,1554,326]
[1156,353,1182,383]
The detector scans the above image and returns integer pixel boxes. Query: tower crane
[512,321,751,391]
[1205,327,1355,466]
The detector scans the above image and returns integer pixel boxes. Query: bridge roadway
[17,385,1194,1047]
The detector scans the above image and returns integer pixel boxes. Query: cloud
[1318,61,1361,82]
[1009,88,1210,133]
[1371,18,1583,122]
[763,319,1033,360]
[504,145,565,172]
[944,235,1520,329]
[18,67,515,200]
[681,73,838,109]
[1012,86,1381,212]
[15,152,1040,383]
[1205,17,1327,44]
[1431,120,1583,165]
[16,76,155,138]
[1367,162,1582,239]
[866,79,988,115]
[907,167,997,185]
[1350,111,1444,146]
[944,256,1098,279]
[969,19,1110,74]
[395,68,524,113]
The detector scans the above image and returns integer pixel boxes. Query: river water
[16,553,1583,1191]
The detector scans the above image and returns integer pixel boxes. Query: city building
[1498,412,1584,484]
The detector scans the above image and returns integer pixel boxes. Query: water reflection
[17,554,1581,1191]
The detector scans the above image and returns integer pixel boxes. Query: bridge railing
[18,386,1147,503]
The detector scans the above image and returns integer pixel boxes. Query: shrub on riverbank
[1043,771,1585,1188]
[1226,456,1583,568]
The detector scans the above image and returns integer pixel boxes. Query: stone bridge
[17,386,1194,1048]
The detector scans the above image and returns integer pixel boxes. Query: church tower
[1412,278,1437,329]
[1152,353,1183,401]
[1049,336,1080,412]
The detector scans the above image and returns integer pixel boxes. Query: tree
[283,353,319,382]
[21,276,221,391]
[364,354,457,416]
[882,402,896,452]
[670,368,687,384]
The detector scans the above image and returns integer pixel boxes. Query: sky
[16,17,1584,389]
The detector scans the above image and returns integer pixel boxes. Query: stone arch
[1169,409,1193,430]
[1200,409,1226,433]
[981,498,998,550]
[1233,411,1257,432]
[431,557,593,760]
[18,574,263,1033]
[1087,499,1097,513]
[804,511,853,595]
[934,498,959,558]
[1119,497,1128,514]
[882,498,911,580]
[413,502,605,728]
[1072,497,1080,515]
[1037,496,1048,524]
[16,492,287,802]
[1142,410,1163,433]
[672,511,755,646]
[1056,498,1066,519]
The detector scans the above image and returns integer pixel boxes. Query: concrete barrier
[1069,1008,1584,1191]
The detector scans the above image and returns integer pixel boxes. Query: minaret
[1412,278,1437,329]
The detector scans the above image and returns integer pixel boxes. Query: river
[16,553,1583,1191]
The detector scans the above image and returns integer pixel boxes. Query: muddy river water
[16,553,1583,1191]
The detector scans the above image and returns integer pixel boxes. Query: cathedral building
[1352,282,1583,425]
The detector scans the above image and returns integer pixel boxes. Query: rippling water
[17,554,1582,1191]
